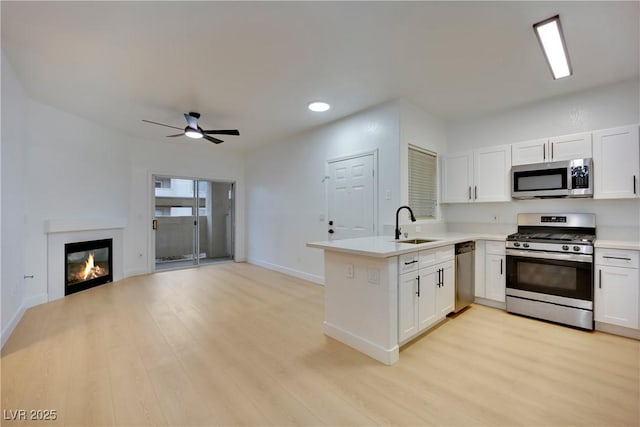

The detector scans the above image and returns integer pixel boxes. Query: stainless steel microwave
[511,158,592,199]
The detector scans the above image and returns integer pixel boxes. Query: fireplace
[64,238,113,296]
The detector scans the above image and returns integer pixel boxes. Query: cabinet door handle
[416,276,421,297]
[602,256,632,261]
[152,219,158,230]
[500,259,503,275]
[474,186,477,200]
[599,269,602,289]
[404,260,418,265]
[543,144,546,160]
[468,186,472,200]
[634,175,637,195]
[551,142,554,159]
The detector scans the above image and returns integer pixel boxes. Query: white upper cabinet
[474,145,512,202]
[511,133,592,166]
[593,125,640,199]
[549,132,592,161]
[441,145,511,203]
[511,138,548,165]
[441,152,474,203]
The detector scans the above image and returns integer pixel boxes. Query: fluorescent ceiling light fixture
[533,15,572,79]
[308,101,330,112]
[184,127,203,139]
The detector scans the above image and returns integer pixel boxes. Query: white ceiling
[2,1,638,151]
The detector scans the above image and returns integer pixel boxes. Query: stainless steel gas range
[505,213,595,330]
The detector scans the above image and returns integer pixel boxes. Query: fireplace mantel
[45,218,127,234]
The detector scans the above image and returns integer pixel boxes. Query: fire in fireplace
[65,238,113,296]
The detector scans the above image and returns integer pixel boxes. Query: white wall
[1,52,28,345]
[246,102,402,283]
[22,100,131,305]
[398,99,447,231]
[443,78,640,240]
[125,138,245,276]
[446,79,639,152]
[1,55,246,307]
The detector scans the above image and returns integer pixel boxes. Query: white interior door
[327,154,375,240]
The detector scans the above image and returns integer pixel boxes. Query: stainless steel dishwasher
[454,241,475,313]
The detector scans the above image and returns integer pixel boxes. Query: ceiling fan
[142,112,240,144]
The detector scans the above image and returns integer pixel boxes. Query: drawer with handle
[399,252,419,274]
[595,249,639,268]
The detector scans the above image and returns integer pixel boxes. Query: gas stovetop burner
[506,213,596,255]
[507,232,596,244]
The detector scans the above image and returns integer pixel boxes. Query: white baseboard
[247,257,324,285]
[24,293,48,308]
[1,302,26,349]
[474,297,506,310]
[324,321,399,365]
[595,322,640,340]
[124,268,149,278]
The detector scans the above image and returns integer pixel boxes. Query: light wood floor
[2,262,639,426]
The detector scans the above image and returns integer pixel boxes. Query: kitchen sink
[398,238,437,244]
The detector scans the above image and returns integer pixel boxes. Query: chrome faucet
[395,205,416,240]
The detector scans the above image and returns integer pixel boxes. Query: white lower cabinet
[398,272,420,340]
[485,256,506,302]
[417,265,438,331]
[398,246,454,343]
[595,249,640,330]
[437,262,455,317]
[474,240,506,304]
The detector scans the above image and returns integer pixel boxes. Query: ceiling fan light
[308,101,330,112]
[184,127,203,139]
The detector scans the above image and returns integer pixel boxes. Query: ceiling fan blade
[142,119,183,131]
[202,129,240,136]
[184,113,198,129]
[203,135,224,144]
[166,133,184,137]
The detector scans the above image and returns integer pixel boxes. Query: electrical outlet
[367,269,380,284]
[346,264,354,278]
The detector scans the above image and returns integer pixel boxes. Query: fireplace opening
[65,238,113,296]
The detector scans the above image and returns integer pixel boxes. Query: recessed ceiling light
[533,15,572,80]
[308,101,330,112]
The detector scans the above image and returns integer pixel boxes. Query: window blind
[408,146,437,219]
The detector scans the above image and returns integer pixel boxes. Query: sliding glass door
[154,176,234,271]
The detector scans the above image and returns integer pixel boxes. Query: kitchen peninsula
[307,233,505,364]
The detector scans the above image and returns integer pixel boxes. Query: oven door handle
[506,249,593,263]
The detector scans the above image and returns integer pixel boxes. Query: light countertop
[594,240,640,251]
[307,233,507,258]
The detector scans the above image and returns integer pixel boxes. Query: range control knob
[513,242,521,247]
[573,246,581,252]
[523,243,530,248]
[562,245,570,251]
